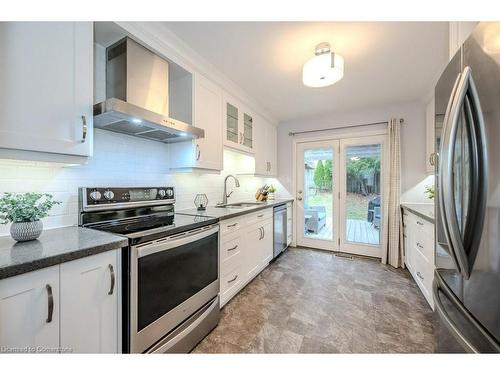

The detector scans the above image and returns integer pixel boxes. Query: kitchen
[0,2,499,371]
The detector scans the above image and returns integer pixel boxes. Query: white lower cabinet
[220,208,274,307]
[60,250,119,353]
[402,209,435,309]
[0,266,60,352]
[0,249,120,353]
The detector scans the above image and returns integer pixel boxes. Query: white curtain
[382,118,404,268]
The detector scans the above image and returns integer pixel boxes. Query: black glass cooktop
[88,212,218,241]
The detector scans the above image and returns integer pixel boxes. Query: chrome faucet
[221,174,240,205]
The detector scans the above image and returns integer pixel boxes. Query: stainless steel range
[78,187,220,353]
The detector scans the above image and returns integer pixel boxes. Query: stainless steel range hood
[93,37,204,143]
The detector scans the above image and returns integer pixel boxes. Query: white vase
[268,193,275,201]
[10,220,43,242]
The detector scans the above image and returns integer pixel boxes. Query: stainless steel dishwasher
[273,204,288,259]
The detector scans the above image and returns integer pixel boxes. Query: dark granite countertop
[177,198,294,221]
[401,203,434,224]
[0,226,128,280]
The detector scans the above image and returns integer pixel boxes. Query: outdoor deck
[305,218,380,245]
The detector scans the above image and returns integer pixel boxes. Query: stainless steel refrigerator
[434,22,500,353]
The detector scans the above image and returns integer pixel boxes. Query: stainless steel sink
[215,202,266,209]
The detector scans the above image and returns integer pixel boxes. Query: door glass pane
[345,144,381,245]
[226,103,238,143]
[303,147,333,241]
[243,113,253,148]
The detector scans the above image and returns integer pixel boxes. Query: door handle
[439,66,488,280]
[258,227,263,240]
[196,144,201,160]
[108,264,115,295]
[433,271,500,353]
[81,115,88,143]
[262,226,265,239]
[297,197,302,201]
[46,284,54,323]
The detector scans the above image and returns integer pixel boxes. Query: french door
[296,135,386,257]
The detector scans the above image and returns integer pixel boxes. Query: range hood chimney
[93,37,204,143]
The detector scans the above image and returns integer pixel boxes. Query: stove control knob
[103,190,114,200]
[166,188,174,198]
[89,191,101,201]
[158,189,166,198]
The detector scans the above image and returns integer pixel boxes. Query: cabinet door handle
[227,223,238,228]
[228,275,238,283]
[416,221,424,226]
[257,214,264,218]
[417,271,424,281]
[262,227,265,239]
[46,284,54,323]
[108,264,115,295]
[227,244,238,252]
[258,227,263,240]
[416,242,424,249]
[81,115,88,143]
[196,144,201,160]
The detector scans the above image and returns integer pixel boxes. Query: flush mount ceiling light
[302,42,344,88]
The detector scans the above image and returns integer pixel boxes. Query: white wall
[0,130,278,236]
[276,99,433,203]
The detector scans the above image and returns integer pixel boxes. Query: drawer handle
[416,221,424,226]
[416,242,424,249]
[227,245,238,252]
[46,284,54,323]
[417,271,424,281]
[227,223,238,228]
[257,214,264,218]
[108,264,115,295]
[228,275,238,283]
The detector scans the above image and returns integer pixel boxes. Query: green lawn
[306,191,376,221]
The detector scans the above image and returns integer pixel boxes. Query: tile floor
[193,247,435,353]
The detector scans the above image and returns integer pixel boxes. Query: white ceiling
[164,22,449,123]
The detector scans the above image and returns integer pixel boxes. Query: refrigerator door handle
[434,271,500,353]
[440,66,488,280]
[439,71,464,274]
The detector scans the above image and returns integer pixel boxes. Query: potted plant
[267,185,276,201]
[0,193,60,242]
[424,185,435,200]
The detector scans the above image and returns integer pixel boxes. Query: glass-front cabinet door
[226,103,239,144]
[243,113,253,149]
[224,94,254,153]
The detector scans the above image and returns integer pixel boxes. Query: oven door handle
[136,225,219,258]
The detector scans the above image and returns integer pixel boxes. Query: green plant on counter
[267,185,276,193]
[424,185,435,200]
[0,193,61,224]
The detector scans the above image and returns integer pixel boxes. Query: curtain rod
[288,118,404,136]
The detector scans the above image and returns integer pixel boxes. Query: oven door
[130,224,219,353]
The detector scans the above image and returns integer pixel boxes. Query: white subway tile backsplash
[0,129,284,236]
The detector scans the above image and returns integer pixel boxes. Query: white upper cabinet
[0,22,93,157]
[254,115,278,176]
[0,266,60,351]
[169,73,223,171]
[223,93,255,154]
[60,250,119,353]
[449,22,478,60]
